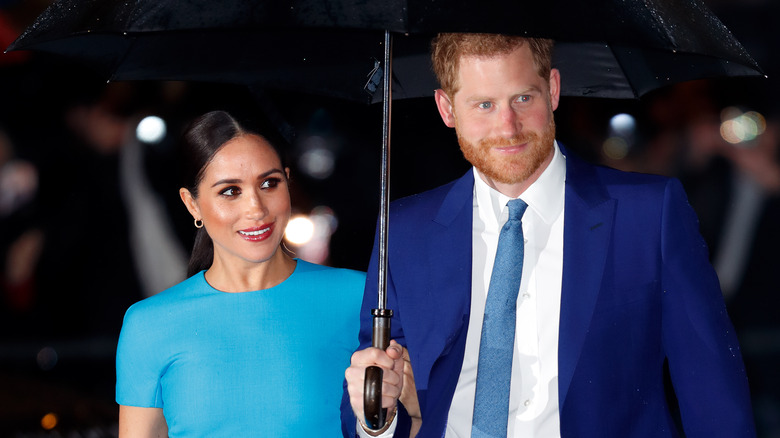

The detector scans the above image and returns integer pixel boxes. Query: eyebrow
[210,168,285,188]
[465,86,543,103]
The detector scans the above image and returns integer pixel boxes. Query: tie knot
[507,198,528,221]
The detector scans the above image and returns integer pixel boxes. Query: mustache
[477,132,539,148]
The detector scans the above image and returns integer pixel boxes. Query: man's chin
[484,144,553,185]
[481,167,532,185]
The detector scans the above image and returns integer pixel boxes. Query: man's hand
[346,340,405,428]
[399,347,422,437]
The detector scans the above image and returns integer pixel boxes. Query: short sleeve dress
[116,259,365,437]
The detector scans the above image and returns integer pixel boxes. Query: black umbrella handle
[364,308,393,430]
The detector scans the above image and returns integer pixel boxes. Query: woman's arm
[119,405,168,438]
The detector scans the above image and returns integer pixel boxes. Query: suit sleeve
[341,222,411,438]
[660,178,756,437]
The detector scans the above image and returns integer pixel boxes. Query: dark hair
[180,110,287,276]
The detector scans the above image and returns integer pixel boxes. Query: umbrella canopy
[6,0,763,100]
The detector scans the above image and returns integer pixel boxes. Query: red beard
[458,118,556,185]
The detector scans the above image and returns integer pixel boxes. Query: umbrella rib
[606,44,642,98]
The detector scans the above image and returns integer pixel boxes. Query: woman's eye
[220,186,239,196]
[261,177,282,189]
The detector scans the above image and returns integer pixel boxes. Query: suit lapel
[557,150,616,408]
[405,170,475,394]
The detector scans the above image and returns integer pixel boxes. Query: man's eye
[517,95,531,103]
[261,177,281,189]
[478,102,493,110]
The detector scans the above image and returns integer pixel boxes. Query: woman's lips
[238,223,274,241]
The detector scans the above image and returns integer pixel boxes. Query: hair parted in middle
[430,33,555,97]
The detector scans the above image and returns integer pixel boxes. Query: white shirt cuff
[356,414,398,438]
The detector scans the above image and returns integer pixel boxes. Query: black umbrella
[5,0,763,430]
[5,0,764,100]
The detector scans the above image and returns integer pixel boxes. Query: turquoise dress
[116,260,365,437]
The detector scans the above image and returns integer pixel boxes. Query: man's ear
[179,188,201,221]
[549,68,561,111]
[434,89,456,128]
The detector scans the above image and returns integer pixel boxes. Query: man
[341,33,755,438]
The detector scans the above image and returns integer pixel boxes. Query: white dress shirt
[359,143,566,437]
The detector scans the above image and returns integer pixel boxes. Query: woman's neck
[204,250,296,293]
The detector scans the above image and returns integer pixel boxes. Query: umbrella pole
[364,29,394,432]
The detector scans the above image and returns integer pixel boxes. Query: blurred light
[720,107,766,145]
[286,215,315,245]
[41,413,58,430]
[311,205,338,233]
[284,206,338,264]
[36,346,58,371]
[136,116,167,144]
[609,113,636,137]
[299,149,335,179]
[298,136,336,179]
[602,137,630,160]
[604,113,636,160]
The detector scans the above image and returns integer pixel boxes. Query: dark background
[1,0,779,436]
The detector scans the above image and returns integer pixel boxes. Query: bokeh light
[135,115,167,144]
[36,346,58,371]
[40,413,58,430]
[310,205,338,233]
[609,113,636,137]
[298,136,336,179]
[283,207,338,263]
[720,107,766,145]
[602,113,636,160]
[285,215,315,245]
[602,137,630,160]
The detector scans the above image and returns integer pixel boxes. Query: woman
[115,110,365,437]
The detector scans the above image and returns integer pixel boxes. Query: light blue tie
[472,198,528,438]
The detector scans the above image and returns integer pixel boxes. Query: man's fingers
[346,344,407,419]
[351,347,396,369]
[346,366,403,416]
[386,340,404,360]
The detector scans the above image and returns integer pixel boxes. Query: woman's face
[181,134,291,267]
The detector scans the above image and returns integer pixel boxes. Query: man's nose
[497,107,522,138]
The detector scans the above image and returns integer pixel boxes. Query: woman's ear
[179,188,201,220]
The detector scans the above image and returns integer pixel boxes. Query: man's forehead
[458,43,531,61]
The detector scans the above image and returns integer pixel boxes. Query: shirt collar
[474,140,566,225]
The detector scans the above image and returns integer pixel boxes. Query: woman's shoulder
[123,272,208,318]
[294,259,366,283]
[292,260,366,304]
[291,261,365,327]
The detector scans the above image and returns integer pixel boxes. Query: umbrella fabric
[6,0,763,100]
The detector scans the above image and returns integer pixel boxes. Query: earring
[194,219,204,229]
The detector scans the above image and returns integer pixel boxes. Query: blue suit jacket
[341,146,755,437]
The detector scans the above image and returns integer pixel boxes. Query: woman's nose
[245,191,268,220]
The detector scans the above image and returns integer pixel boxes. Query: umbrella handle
[364,308,393,430]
